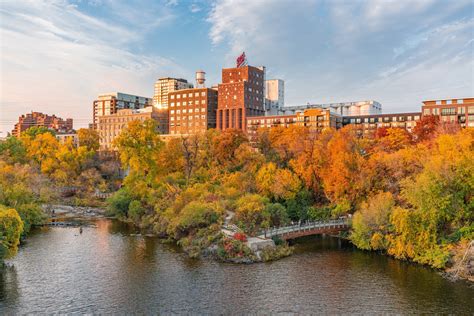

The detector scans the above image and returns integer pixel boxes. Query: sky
[0,0,473,135]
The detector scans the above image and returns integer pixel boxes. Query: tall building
[217,64,265,131]
[265,79,284,115]
[93,92,152,128]
[97,107,168,150]
[281,100,382,116]
[421,98,474,128]
[153,77,193,109]
[168,87,218,135]
[12,112,73,137]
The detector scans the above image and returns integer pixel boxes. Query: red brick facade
[12,112,73,137]
[217,65,265,131]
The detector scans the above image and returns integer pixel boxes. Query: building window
[423,109,431,115]
[177,95,181,99]
[441,108,456,115]
[459,107,465,114]
[170,95,175,99]
[170,102,175,107]
[467,106,474,114]
[170,110,175,114]
[189,93,193,97]
[201,92,206,96]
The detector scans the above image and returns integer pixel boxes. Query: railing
[259,218,349,239]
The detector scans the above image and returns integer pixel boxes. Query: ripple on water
[1,219,473,314]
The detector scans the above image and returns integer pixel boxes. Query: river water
[1,219,473,314]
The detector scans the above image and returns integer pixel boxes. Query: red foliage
[233,232,248,242]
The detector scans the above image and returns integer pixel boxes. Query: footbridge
[259,219,350,240]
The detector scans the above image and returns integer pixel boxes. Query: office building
[97,107,167,150]
[217,64,265,131]
[12,112,73,137]
[153,77,193,109]
[93,92,152,128]
[265,79,284,115]
[168,87,218,135]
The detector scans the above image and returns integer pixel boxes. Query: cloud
[207,0,473,111]
[0,0,184,134]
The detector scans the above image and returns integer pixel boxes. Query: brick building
[422,98,474,128]
[217,65,265,131]
[97,107,167,150]
[168,87,218,135]
[12,112,73,137]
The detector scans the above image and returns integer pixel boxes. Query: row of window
[345,115,420,124]
[423,106,474,115]
[170,115,207,121]
[170,92,206,99]
[171,108,208,114]
[170,100,207,107]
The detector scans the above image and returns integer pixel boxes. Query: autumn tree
[0,205,24,259]
[113,119,164,175]
[321,126,365,209]
[78,128,100,151]
[413,115,438,142]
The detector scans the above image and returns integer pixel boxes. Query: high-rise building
[97,107,168,150]
[217,64,265,131]
[168,88,218,135]
[421,98,474,128]
[265,79,284,115]
[12,112,73,137]
[153,77,193,109]
[92,92,152,128]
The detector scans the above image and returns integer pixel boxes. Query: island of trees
[0,119,472,274]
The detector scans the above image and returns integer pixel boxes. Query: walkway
[258,218,349,240]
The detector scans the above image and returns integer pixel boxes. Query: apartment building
[246,108,340,143]
[92,92,152,128]
[12,112,73,137]
[342,112,421,136]
[422,98,474,128]
[217,65,265,131]
[153,77,193,109]
[168,87,218,135]
[296,108,342,131]
[97,107,167,150]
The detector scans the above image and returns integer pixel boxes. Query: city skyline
[1,0,473,135]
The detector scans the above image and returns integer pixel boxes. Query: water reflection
[1,219,473,314]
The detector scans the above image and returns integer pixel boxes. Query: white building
[265,79,284,115]
[280,100,382,116]
[153,77,193,109]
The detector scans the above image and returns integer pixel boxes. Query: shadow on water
[0,264,20,307]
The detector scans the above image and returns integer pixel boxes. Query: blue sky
[1,0,473,134]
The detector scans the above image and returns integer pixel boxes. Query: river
[1,218,473,314]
